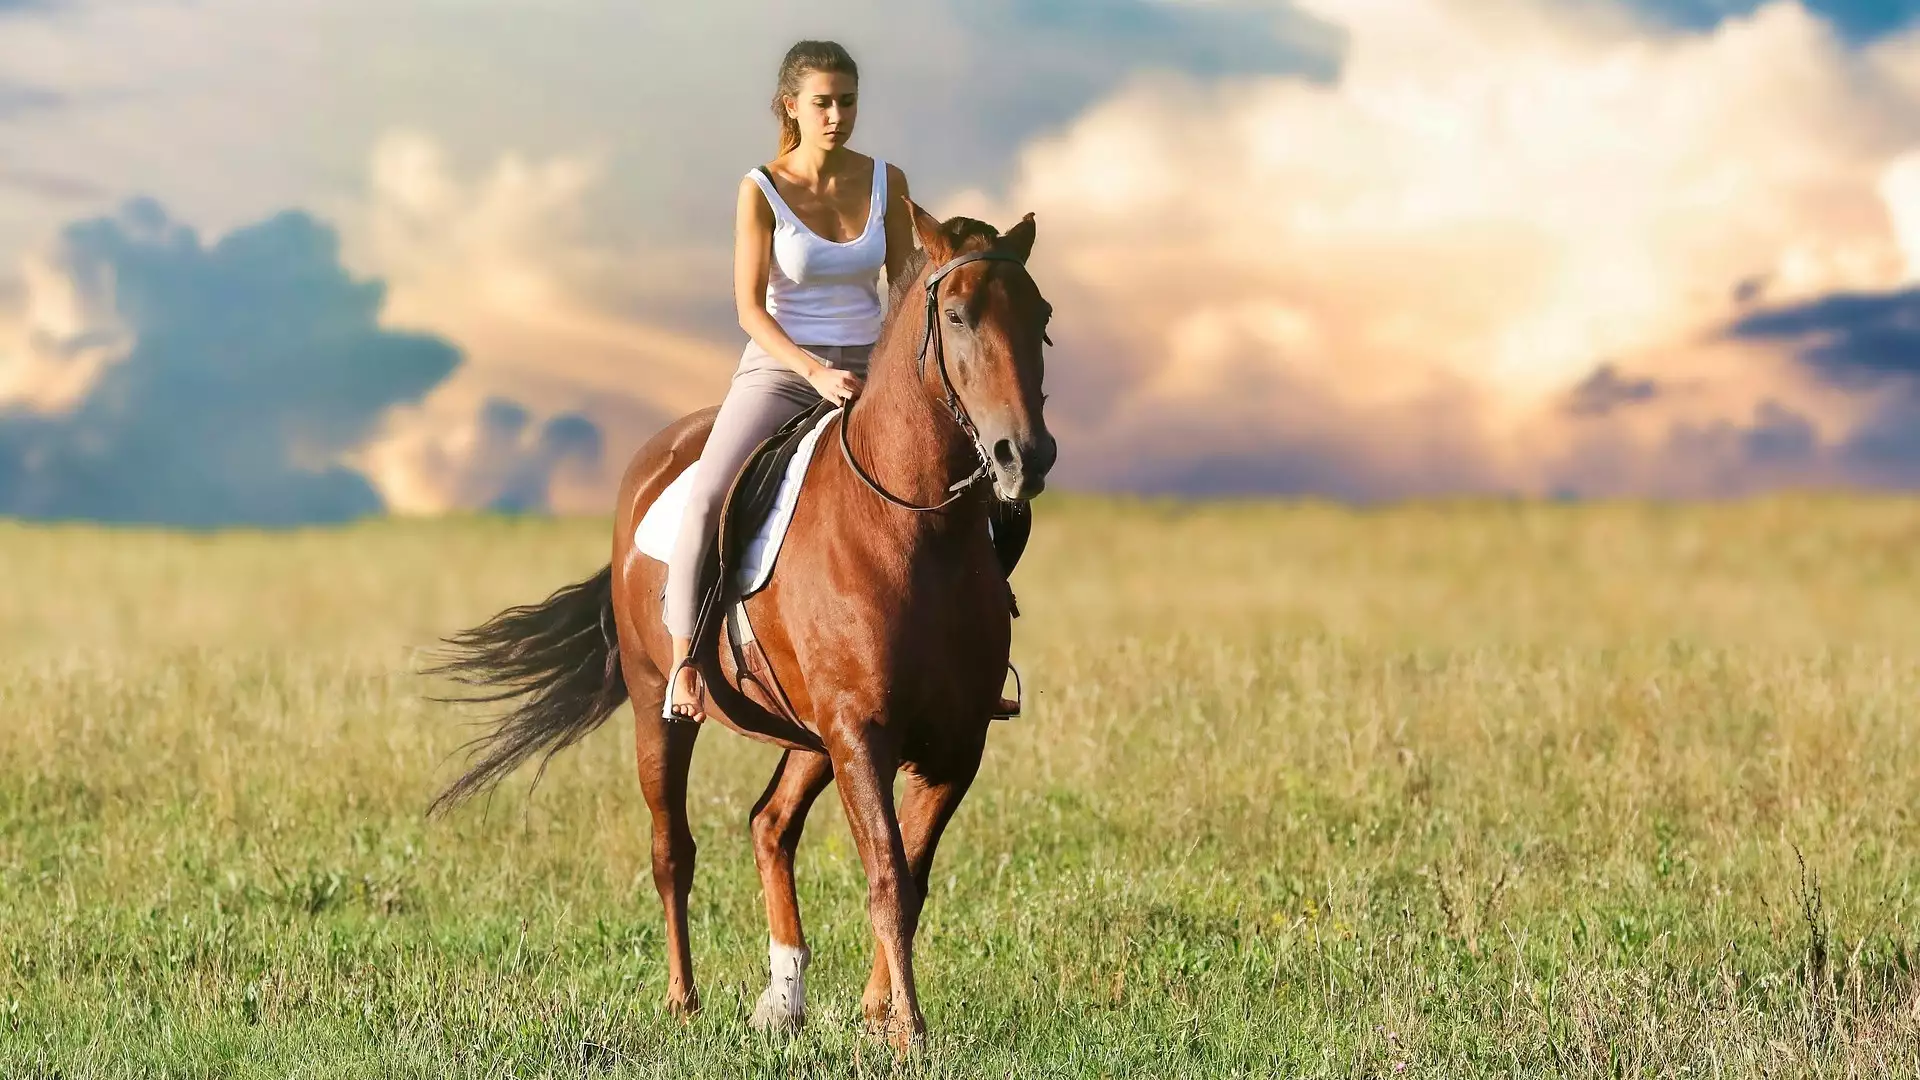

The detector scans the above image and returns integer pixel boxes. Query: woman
[661,39,912,721]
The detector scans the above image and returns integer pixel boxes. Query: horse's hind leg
[859,732,987,1030]
[623,648,703,1017]
[746,749,834,1031]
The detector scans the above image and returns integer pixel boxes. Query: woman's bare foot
[670,665,707,722]
[665,637,707,723]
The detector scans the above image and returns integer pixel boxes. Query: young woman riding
[661,40,911,721]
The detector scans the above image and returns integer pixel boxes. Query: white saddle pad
[633,408,841,606]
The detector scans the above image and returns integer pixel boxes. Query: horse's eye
[945,309,964,326]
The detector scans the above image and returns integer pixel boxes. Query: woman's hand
[808,365,864,405]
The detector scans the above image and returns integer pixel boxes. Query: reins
[838,249,1032,513]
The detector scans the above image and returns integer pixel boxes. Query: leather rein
[838,248,1035,512]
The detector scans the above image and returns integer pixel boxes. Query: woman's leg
[663,367,819,719]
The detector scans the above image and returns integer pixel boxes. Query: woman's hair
[772,40,859,156]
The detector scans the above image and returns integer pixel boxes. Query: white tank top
[748,159,888,347]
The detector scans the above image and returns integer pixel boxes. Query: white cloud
[0,247,130,413]
[1882,150,1920,283]
[952,0,1920,495]
[342,131,736,513]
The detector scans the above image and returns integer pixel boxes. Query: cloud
[0,195,619,524]
[906,0,1342,188]
[0,0,1341,277]
[339,131,728,514]
[8,0,1920,511]
[1620,0,1917,41]
[0,199,461,524]
[360,397,603,515]
[0,81,63,117]
[0,161,105,201]
[944,0,1920,498]
[1728,284,1920,382]
[1740,399,1822,463]
[0,129,732,523]
[0,0,1343,516]
[1566,363,1662,417]
[1722,281,1920,482]
[16,192,643,524]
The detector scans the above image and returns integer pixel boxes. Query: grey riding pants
[663,341,871,637]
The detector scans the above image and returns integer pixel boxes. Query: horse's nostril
[992,438,1018,470]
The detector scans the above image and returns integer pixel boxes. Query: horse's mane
[886,247,926,315]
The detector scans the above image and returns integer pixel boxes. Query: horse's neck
[842,317,983,525]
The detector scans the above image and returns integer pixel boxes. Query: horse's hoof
[862,1005,924,1053]
[748,988,803,1034]
[666,989,701,1022]
[885,1018,926,1055]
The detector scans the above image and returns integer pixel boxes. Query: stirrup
[990,662,1023,720]
[662,658,706,724]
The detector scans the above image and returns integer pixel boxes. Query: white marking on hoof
[749,937,810,1032]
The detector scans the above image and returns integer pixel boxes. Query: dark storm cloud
[0,198,453,526]
[472,399,604,514]
[1838,393,1920,480]
[1566,362,1662,417]
[1617,0,1918,42]
[1727,285,1920,386]
[0,198,458,526]
[1740,399,1822,464]
[1702,283,1920,484]
[0,196,613,525]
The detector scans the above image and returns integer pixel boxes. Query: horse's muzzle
[989,432,1057,502]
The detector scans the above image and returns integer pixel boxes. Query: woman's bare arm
[735,175,828,382]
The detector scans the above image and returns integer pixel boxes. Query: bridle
[839,248,1038,512]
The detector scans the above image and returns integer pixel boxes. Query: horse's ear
[1001,213,1036,263]
[903,196,954,263]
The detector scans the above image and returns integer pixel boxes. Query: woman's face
[786,70,858,152]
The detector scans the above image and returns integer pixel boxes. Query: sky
[1,0,1918,522]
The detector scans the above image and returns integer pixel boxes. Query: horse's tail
[425,564,628,816]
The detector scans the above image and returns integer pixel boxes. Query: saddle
[682,401,1031,731]
[719,399,842,600]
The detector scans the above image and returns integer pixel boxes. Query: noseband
[839,248,1035,512]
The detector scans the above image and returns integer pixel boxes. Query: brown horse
[426,199,1054,1048]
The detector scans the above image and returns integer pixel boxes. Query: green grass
[4,495,1920,1077]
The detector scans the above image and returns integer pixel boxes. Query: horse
[424,198,1055,1049]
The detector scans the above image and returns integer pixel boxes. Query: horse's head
[904,199,1057,502]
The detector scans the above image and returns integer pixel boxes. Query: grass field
[5,495,1920,1077]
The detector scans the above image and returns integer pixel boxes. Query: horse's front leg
[860,726,988,1028]
[747,748,834,1032]
[825,718,925,1049]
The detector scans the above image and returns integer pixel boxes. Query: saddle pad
[633,407,841,602]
